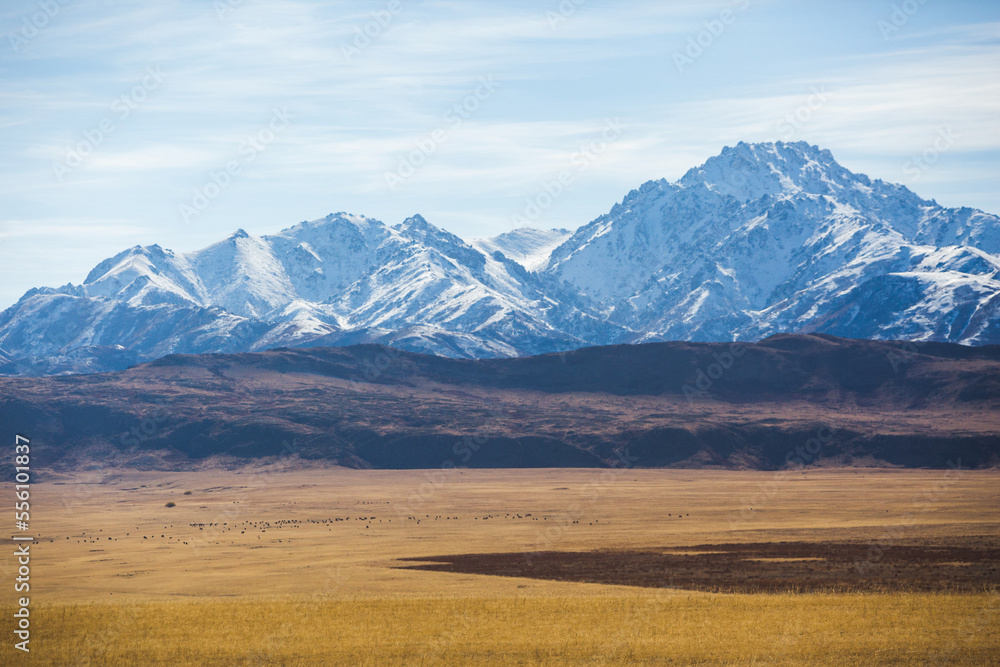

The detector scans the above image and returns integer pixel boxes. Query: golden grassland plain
[2,467,998,665]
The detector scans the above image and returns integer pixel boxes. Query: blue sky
[1,0,998,307]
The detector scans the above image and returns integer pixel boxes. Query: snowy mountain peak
[545,141,1000,343]
[392,214,487,270]
[396,213,431,229]
[1,141,998,376]
[678,141,870,203]
[394,214,453,242]
[270,212,384,243]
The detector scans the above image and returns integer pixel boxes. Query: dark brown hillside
[1,334,998,471]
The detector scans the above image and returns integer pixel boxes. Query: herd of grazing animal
[48,495,694,552]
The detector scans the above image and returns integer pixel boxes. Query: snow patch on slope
[470,227,573,271]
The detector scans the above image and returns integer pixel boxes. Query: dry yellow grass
[2,468,997,664]
[7,592,999,666]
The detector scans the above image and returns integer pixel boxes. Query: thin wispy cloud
[0,0,997,307]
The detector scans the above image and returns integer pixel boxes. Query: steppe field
[3,467,998,666]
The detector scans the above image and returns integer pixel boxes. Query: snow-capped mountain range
[2,141,998,375]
